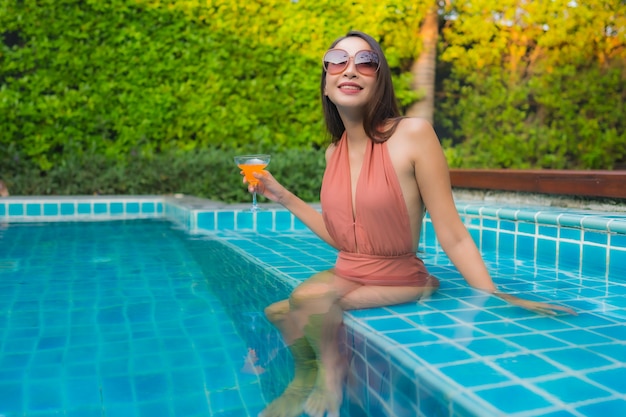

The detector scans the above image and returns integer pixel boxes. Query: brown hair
[321,30,403,144]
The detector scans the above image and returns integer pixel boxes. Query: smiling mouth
[338,85,362,91]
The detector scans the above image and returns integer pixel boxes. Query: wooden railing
[449,169,626,199]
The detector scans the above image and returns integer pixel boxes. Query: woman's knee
[289,282,335,308]
[264,299,290,323]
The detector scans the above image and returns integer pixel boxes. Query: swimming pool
[1,195,625,417]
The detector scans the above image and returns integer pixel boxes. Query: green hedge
[1,0,625,198]
[2,147,326,203]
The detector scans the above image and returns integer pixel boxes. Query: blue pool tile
[101,375,134,402]
[516,234,535,259]
[537,376,612,403]
[8,203,24,216]
[197,212,215,230]
[365,317,419,332]
[584,230,608,245]
[126,202,140,214]
[591,324,626,341]
[518,221,536,234]
[542,347,613,371]
[216,211,235,230]
[559,227,581,241]
[538,224,558,238]
[577,399,626,416]
[514,317,575,332]
[66,377,102,406]
[417,386,450,417]
[100,403,138,416]
[558,241,581,269]
[208,388,245,414]
[172,393,212,416]
[110,202,124,215]
[236,211,254,229]
[537,238,557,264]
[550,328,612,346]
[483,218,497,229]
[609,249,626,278]
[0,381,23,409]
[275,211,292,230]
[475,384,552,414]
[43,203,58,216]
[404,311,457,327]
[26,203,41,216]
[386,329,440,345]
[582,244,607,275]
[256,211,273,230]
[28,380,63,410]
[464,337,522,356]
[66,406,105,417]
[506,333,567,350]
[60,203,75,215]
[77,203,91,214]
[407,341,473,364]
[141,202,155,214]
[439,360,509,387]
[612,233,626,249]
[93,202,107,215]
[0,202,5,215]
[481,230,497,252]
[587,367,626,394]
[497,231,515,256]
[495,353,562,378]
[156,202,163,213]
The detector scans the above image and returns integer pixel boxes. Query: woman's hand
[493,291,577,316]
[243,170,288,205]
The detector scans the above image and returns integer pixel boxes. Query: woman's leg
[259,271,359,417]
[303,275,440,417]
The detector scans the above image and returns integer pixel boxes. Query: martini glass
[234,154,271,212]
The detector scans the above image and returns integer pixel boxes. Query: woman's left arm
[407,118,576,315]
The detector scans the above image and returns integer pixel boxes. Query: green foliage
[1,0,625,198]
[2,147,326,203]
[439,0,626,169]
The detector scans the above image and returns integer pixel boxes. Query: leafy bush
[2,148,326,203]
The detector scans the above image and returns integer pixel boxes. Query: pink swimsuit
[320,133,432,287]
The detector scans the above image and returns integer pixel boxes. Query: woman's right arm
[250,170,339,249]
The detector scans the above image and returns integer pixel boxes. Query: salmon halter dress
[320,133,432,287]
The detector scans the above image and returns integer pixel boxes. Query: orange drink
[237,161,268,186]
[234,154,271,212]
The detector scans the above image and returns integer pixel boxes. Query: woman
[245,31,574,417]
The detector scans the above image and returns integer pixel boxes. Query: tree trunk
[406,5,439,124]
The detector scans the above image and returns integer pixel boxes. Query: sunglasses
[322,49,380,76]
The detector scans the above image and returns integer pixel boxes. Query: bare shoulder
[389,117,441,157]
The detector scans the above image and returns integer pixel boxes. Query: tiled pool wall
[0,196,163,221]
[452,202,626,279]
[3,196,626,417]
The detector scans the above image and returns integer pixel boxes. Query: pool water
[1,196,626,417]
[0,220,293,417]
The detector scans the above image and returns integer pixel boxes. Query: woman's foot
[302,361,346,417]
[258,365,318,417]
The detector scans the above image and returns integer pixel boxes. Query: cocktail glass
[234,154,271,212]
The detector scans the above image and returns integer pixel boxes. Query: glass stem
[252,191,258,211]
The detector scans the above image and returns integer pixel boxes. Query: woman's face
[323,36,378,112]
